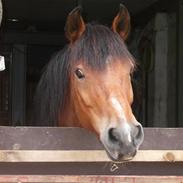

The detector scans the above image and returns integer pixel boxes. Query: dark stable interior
[0,0,182,127]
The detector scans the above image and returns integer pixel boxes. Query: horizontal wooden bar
[0,127,183,176]
[0,127,183,150]
[1,162,183,176]
[0,175,183,183]
[0,150,183,162]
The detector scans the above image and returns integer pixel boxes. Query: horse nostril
[108,128,119,142]
[134,124,144,145]
[135,125,141,138]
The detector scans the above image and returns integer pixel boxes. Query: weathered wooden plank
[0,127,183,150]
[0,150,182,162]
[1,162,183,176]
[0,175,182,183]
[0,127,182,176]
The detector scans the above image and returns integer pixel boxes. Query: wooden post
[153,13,168,126]
[167,14,177,126]
[11,45,26,126]
[177,0,183,126]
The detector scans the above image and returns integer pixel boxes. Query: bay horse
[35,4,144,161]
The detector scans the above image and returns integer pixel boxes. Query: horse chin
[103,147,136,162]
[104,147,137,162]
[100,137,137,162]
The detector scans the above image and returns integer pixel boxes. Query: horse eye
[75,68,85,79]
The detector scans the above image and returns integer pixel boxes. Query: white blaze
[111,97,125,120]
[110,97,132,143]
[124,122,132,143]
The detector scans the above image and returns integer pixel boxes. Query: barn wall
[133,12,177,127]
[153,13,177,127]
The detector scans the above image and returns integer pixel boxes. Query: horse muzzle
[100,123,144,161]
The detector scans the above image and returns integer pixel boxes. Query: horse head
[62,5,144,161]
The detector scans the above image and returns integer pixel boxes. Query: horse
[34,4,144,162]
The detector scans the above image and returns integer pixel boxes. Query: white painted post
[0,0,2,26]
[0,0,4,72]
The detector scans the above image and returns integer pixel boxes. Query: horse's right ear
[65,6,86,43]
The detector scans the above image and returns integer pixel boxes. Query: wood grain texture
[0,175,182,183]
[0,150,183,162]
[0,127,183,150]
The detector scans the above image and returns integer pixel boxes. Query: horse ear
[112,4,131,41]
[65,6,86,43]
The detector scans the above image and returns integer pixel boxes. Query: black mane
[34,23,135,126]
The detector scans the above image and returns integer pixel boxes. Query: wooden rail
[0,175,183,183]
[0,150,183,162]
[0,127,183,182]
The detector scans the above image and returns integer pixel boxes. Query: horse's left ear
[112,4,131,41]
[65,6,86,43]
